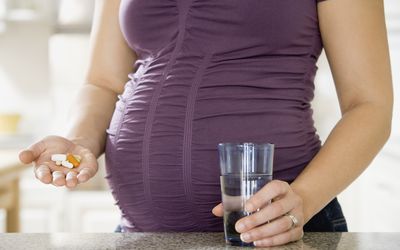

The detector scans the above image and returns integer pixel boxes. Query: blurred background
[0,0,399,233]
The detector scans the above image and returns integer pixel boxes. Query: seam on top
[141,0,194,230]
[182,52,212,230]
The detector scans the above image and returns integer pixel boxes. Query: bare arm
[67,0,136,157]
[212,0,393,246]
[291,0,393,223]
[18,0,136,187]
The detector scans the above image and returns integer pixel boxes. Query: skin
[19,0,392,246]
[20,0,135,187]
[213,0,393,247]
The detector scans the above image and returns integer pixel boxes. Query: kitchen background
[0,0,399,232]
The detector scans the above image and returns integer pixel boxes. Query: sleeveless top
[105,0,327,232]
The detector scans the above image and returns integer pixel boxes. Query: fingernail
[52,172,63,177]
[240,233,250,242]
[236,222,245,232]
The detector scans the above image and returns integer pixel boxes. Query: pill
[55,161,62,166]
[61,160,74,169]
[51,154,67,162]
[67,154,80,168]
[73,155,81,163]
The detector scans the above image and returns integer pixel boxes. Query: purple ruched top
[105,0,326,232]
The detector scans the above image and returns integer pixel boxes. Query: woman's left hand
[212,180,305,247]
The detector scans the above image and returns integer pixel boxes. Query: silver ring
[286,213,299,229]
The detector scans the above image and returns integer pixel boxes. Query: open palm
[19,135,98,188]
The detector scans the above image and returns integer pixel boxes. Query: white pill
[51,154,67,162]
[61,160,73,169]
[55,161,62,166]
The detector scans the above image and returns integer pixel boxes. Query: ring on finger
[286,212,299,229]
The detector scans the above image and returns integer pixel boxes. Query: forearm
[290,102,391,223]
[66,83,118,157]
[63,0,135,157]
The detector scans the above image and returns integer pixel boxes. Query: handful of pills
[51,154,81,169]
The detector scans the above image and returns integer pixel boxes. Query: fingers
[245,180,290,213]
[240,212,302,243]
[212,203,224,217]
[224,179,304,247]
[34,162,69,183]
[19,140,46,164]
[77,168,94,183]
[253,227,303,247]
[34,164,52,184]
[236,195,297,233]
[66,171,79,188]
[34,163,78,188]
[24,139,98,186]
[34,155,97,186]
[19,150,35,164]
[52,171,66,186]
[76,149,98,183]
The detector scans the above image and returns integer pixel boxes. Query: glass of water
[218,142,274,246]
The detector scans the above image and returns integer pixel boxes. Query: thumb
[19,140,46,164]
[212,203,224,217]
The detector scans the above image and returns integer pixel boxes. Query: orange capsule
[73,155,82,163]
[67,153,80,168]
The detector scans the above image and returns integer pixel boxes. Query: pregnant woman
[19,0,392,247]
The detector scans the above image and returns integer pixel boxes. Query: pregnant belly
[104,56,321,232]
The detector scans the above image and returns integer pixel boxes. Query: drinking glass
[218,142,274,246]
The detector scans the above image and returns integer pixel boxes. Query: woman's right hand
[19,135,98,188]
